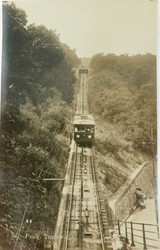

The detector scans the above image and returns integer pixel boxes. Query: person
[135,188,146,209]
[75,127,78,132]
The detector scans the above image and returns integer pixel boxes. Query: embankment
[107,161,155,221]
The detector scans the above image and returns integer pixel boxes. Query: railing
[108,219,160,250]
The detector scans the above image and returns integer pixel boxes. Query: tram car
[74,114,95,146]
[79,68,89,74]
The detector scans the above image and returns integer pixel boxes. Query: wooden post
[131,222,135,247]
[142,223,147,250]
[125,222,129,244]
[118,220,121,236]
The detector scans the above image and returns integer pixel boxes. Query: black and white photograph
[0,0,159,249]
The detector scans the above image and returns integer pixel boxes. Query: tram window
[91,127,94,132]
[74,125,94,132]
[75,126,82,132]
[84,127,90,132]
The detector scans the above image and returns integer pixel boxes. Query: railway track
[62,144,112,250]
[76,74,88,115]
[81,74,88,115]
[54,73,113,250]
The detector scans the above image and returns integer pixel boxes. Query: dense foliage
[89,53,156,151]
[1,3,79,248]
[88,53,156,196]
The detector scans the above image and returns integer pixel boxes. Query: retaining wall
[107,161,155,221]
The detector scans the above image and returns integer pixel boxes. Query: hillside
[0,3,79,248]
[88,53,156,198]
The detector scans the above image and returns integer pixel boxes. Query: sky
[8,0,158,58]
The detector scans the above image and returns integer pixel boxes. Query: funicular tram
[74,114,95,146]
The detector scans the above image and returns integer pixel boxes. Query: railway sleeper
[99,197,104,199]
[103,228,110,232]
[101,217,108,221]
[104,236,112,241]
[99,202,105,206]
[103,226,110,231]
[103,229,111,234]
[102,224,109,230]
[103,227,110,231]
[102,220,108,224]
[98,193,104,196]
[103,234,112,239]
[99,198,105,202]
[104,240,112,246]
[101,212,107,216]
[100,208,106,212]
[100,211,107,215]
[101,213,107,217]
[100,206,106,210]
[99,197,105,201]
[102,221,108,225]
[102,222,109,226]
[99,200,105,204]
[102,221,109,225]
[103,224,109,229]
[105,244,113,250]
[104,240,113,245]
[104,232,112,237]
[101,214,108,218]
[100,204,105,208]
[104,242,113,248]
[99,201,105,205]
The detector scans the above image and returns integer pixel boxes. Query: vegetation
[89,53,156,196]
[89,53,156,151]
[1,3,79,248]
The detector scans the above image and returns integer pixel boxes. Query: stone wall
[107,161,155,221]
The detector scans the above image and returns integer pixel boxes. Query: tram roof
[74,114,95,125]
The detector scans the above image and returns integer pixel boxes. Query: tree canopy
[89,53,156,151]
[1,3,79,248]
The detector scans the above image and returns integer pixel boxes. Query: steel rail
[64,144,78,250]
[83,74,87,114]
[79,147,83,249]
[80,76,82,114]
[82,74,85,114]
[90,148,105,250]
[84,74,88,114]
[82,74,84,114]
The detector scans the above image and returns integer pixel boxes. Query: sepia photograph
[0,0,159,249]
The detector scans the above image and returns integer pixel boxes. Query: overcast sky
[6,0,158,58]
